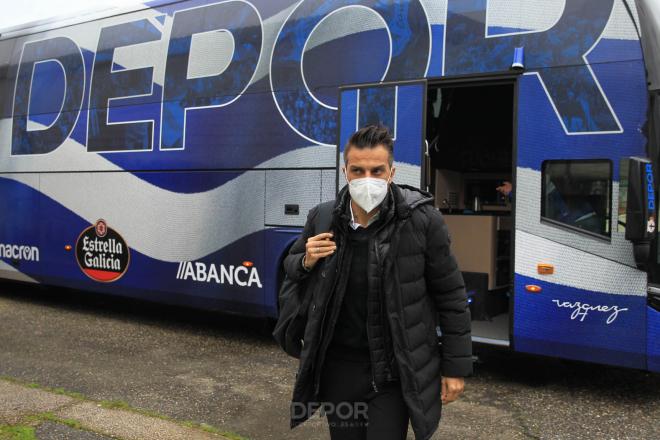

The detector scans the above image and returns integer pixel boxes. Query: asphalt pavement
[0,281,658,440]
[0,378,230,439]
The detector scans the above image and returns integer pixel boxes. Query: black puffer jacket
[284,183,472,440]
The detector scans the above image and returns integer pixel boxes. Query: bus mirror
[624,158,656,266]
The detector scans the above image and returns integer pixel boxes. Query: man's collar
[346,186,393,230]
[348,202,381,230]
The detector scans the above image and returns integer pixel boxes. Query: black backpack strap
[299,200,335,316]
[313,200,335,235]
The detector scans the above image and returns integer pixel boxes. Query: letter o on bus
[270,0,430,145]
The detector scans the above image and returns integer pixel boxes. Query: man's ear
[389,166,396,182]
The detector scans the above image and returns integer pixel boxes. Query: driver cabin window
[541,160,612,237]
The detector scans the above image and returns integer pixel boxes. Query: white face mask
[345,170,392,213]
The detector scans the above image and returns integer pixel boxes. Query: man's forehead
[345,145,390,165]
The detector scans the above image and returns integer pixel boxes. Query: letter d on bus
[12,37,85,155]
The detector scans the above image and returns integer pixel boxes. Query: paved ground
[0,377,232,439]
[0,281,658,440]
[35,422,114,440]
[0,378,233,440]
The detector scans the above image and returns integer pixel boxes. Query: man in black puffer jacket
[283,125,472,440]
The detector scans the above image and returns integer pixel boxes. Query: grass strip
[0,424,36,440]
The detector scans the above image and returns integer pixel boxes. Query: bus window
[541,160,612,237]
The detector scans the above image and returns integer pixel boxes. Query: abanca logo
[176,261,262,288]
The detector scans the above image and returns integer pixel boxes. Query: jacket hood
[395,184,435,213]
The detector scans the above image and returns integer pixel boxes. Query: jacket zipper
[313,241,345,396]
[366,322,378,392]
[372,240,392,386]
[374,238,394,384]
[371,214,399,388]
[380,219,410,381]
[367,237,379,393]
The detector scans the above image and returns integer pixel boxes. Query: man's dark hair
[344,125,394,166]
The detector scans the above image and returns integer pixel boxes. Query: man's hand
[303,232,336,270]
[441,377,464,404]
[496,181,512,197]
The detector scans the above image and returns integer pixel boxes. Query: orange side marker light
[64,245,72,251]
[242,261,254,267]
[537,263,554,275]
[525,284,542,293]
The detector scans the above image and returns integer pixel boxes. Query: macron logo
[0,243,39,262]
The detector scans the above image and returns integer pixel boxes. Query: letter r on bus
[445,0,621,134]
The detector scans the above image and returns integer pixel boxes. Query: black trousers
[319,355,409,440]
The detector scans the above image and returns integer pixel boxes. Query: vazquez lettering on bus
[552,299,628,325]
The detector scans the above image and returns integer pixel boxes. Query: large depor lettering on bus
[161,0,262,150]
[12,37,85,155]
[270,0,430,146]
[9,0,263,156]
[445,0,620,134]
[7,0,623,156]
[87,20,161,152]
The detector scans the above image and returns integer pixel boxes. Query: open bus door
[646,94,660,373]
[636,0,660,373]
[512,73,649,370]
[337,80,427,190]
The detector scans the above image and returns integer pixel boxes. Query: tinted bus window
[541,160,612,237]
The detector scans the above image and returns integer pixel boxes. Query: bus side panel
[514,229,648,369]
[513,54,649,368]
[263,229,302,319]
[514,274,647,369]
[261,167,337,319]
[0,174,41,282]
[648,307,660,372]
[0,171,283,315]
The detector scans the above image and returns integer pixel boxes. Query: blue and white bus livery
[0,0,658,373]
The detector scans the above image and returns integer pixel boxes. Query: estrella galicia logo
[75,219,130,282]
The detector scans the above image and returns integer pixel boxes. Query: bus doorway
[426,81,515,346]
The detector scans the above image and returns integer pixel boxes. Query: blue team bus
[0,0,659,372]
